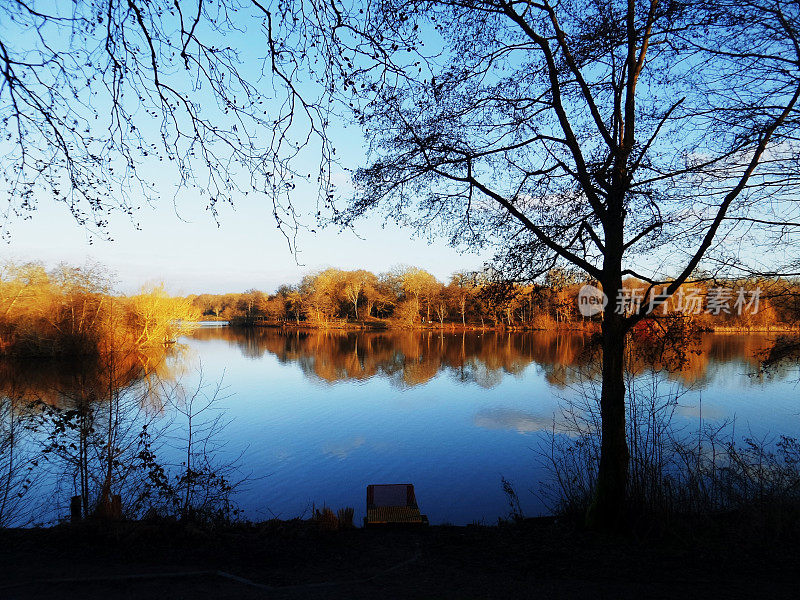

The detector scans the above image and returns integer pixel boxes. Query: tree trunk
[587,293,630,530]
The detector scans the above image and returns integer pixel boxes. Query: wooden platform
[364,484,428,527]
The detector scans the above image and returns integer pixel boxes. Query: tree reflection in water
[2,328,796,526]
[0,343,241,526]
[190,327,796,388]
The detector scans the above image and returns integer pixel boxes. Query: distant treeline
[3,263,797,351]
[0,261,197,357]
[186,267,800,331]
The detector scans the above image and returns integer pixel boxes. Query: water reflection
[2,327,798,527]
[0,344,182,409]
[189,327,796,387]
[192,328,594,387]
[0,344,190,527]
[474,408,554,433]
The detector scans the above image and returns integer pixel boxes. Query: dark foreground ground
[1,517,798,599]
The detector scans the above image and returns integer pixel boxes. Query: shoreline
[2,517,797,598]
[227,317,599,332]
[704,325,800,333]
[224,318,799,334]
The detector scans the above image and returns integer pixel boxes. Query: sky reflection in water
[174,327,800,525]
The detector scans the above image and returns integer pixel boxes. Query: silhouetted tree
[334,0,800,528]
[0,0,337,246]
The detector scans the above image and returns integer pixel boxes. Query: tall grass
[539,368,800,538]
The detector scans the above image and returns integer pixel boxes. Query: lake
[2,326,798,526]
[172,326,799,525]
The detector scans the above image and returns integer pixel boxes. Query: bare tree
[163,368,245,522]
[332,0,800,528]
[0,387,39,526]
[7,0,800,531]
[0,0,338,246]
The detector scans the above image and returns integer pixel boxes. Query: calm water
[167,326,800,525]
[2,327,798,526]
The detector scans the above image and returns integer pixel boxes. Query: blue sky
[3,183,488,295]
[4,2,785,295]
[0,2,487,295]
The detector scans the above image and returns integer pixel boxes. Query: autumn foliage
[0,261,198,357]
[188,267,800,332]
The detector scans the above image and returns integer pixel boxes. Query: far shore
[225,317,599,332]
[220,317,799,334]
